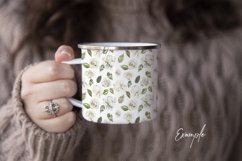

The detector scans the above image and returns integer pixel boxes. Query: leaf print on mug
[130,85,140,96]
[118,95,125,103]
[138,105,143,112]
[85,70,95,79]
[83,63,90,68]
[93,50,103,57]
[84,103,91,109]
[145,111,151,119]
[145,71,152,78]
[103,89,109,95]
[128,80,132,87]
[82,81,88,90]
[128,99,137,108]
[125,50,131,57]
[142,93,153,107]
[107,113,113,122]
[124,113,132,123]
[115,69,122,76]
[135,117,140,123]
[140,77,150,86]
[118,54,124,63]
[121,105,129,111]
[143,100,151,107]
[135,76,141,83]
[96,76,102,83]
[141,88,147,94]
[82,92,86,100]
[144,60,151,67]
[104,96,116,108]
[87,89,92,97]
[93,85,102,97]
[103,55,115,68]
[115,110,121,117]
[124,72,133,80]
[141,50,146,54]
[89,79,94,86]
[90,98,99,109]
[97,117,102,123]
[110,88,114,94]
[81,52,86,60]
[143,54,154,67]
[128,59,136,69]
[103,49,109,54]
[101,78,111,87]
[126,91,131,98]
[107,72,113,80]
[89,58,99,68]
[133,50,140,56]
[87,111,95,121]
[114,80,128,91]
[138,64,144,71]
[99,64,105,71]
[87,49,92,56]
[121,65,129,70]
[148,86,152,92]
[100,105,105,112]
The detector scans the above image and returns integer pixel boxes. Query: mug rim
[78,42,161,50]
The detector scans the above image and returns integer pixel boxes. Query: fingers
[55,45,75,62]
[22,79,77,102]
[22,61,75,83]
[37,111,76,133]
[36,80,76,101]
[22,45,76,83]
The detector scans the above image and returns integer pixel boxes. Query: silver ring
[45,100,60,117]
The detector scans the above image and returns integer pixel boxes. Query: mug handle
[62,58,83,108]
[62,58,83,65]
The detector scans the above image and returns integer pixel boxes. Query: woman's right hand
[21,45,77,133]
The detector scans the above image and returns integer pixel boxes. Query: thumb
[55,45,75,63]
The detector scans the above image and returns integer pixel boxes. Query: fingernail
[60,50,71,57]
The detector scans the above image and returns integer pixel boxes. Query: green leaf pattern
[121,105,129,111]
[83,63,90,68]
[103,89,109,95]
[107,113,113,122]
[97,117,102,123]
[118,54,124,63]
[118,95,125,103]
[81,49,156,123]
[89,79,94,86]
[100,105,105,112]
[96,76,102,83]
[87,49,92,56]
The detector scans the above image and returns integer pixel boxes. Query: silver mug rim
[78,42,161,50]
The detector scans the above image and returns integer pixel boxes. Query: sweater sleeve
[227,28,242,161]
[0,66,87,161]
[228,122,242,161]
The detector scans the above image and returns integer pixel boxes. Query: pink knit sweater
[0,0,242,160]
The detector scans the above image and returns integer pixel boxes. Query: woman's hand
[21,45,77,133]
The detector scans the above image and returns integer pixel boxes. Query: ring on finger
[45,100,60,117]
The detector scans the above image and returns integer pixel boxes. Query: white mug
[63,42,160,124]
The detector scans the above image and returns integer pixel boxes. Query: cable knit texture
[0,0,242,161]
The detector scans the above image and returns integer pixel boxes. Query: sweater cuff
[12,65,87,161]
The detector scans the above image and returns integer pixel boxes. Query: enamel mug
[63,42,160,124]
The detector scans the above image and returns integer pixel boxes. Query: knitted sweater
[0,0,242,161]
